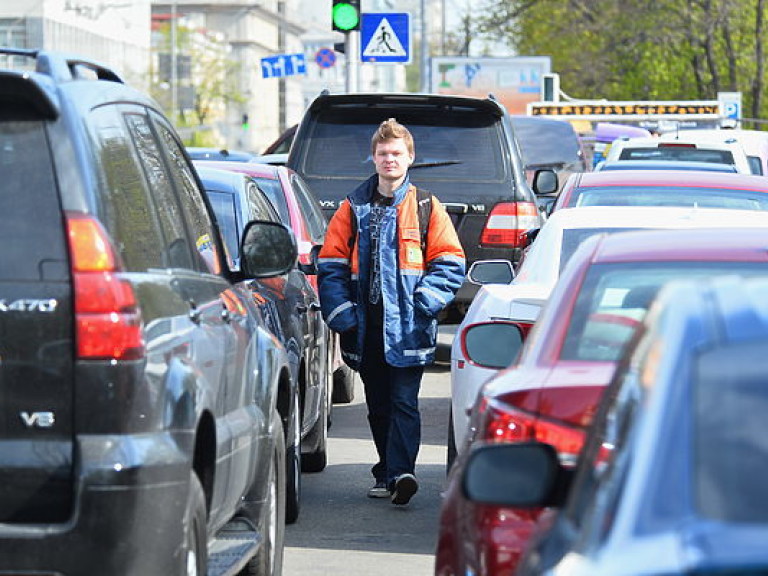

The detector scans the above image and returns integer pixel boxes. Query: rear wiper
[410,160,462,169]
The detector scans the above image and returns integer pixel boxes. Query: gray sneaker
[367,481,390,499]
[391,474,418,506]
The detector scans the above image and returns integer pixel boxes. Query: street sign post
[360,12,410,64]
[261,53,307,78]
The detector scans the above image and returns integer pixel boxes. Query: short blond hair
[371,118,415,157]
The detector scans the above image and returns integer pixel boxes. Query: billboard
[430,56,551,114]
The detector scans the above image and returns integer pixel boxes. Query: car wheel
[301,385,328,473]
[183,472,207,576]
[240,410,286,576]
[285,393,302,524]
[332,364,356,404]
[447,407,457,475]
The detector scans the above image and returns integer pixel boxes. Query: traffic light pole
[345,31,360,94]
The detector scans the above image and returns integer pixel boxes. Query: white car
[447,205,768,468]
[605,135,752,173]
[660,128,768,175]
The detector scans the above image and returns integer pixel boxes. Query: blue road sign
[361,13,411,64]
[315,47,336,69]
[261,53,307,79]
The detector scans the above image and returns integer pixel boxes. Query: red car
[435,224,768,576]
[551,169,768,213]
[194,160,357,404]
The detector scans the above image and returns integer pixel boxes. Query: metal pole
[345,31,360,94]
[170,0,178,121]
[420,0,429,93]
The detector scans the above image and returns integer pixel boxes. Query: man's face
[373,137,413,183]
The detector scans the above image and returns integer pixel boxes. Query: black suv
[0,48,296,575]
[286,92,555,319]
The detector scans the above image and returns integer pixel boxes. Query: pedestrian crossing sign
[361,12,411,64]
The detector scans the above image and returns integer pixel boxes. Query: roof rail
[0,47,123,84]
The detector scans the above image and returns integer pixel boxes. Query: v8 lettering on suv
[0,47,296,575]
[286,92,555,320]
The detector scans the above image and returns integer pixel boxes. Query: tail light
[66,212,144,360]
[474,395,585,466]
[480,202,540,248]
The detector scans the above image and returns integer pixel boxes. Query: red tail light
[480,202,540,248]
[475,396,585,465]
[66,212,144,360]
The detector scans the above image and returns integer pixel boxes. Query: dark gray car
[0,47,295,576]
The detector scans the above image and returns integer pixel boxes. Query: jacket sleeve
[318,200,358,333]
[413,197,467,318]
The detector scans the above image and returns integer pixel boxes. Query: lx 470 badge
[0,299,58,313]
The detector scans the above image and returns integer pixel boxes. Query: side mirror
[240,220,298,278]
[467,260,515,285]
[461,321,526,369]
[462,442,570,508]
[533,169,559,195]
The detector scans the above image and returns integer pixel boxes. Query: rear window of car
[695,339,768,522]
[571,186,768,211]
[619,146,735,165]
[0,120,68,280]
[561,262,768,362]
[301,107,505,182]
[511,116,584,170]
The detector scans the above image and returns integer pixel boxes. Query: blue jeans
[359,311,424,488]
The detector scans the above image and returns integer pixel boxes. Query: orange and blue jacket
[318,174,466,368]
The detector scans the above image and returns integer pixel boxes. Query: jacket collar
[349,173,411,206]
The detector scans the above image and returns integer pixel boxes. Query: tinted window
[207,191,239,266]
[249,176,289,223]
[125,113,195,270]
[695,340,768,522]
[0,120,67,280]
[572,186,768,210]
[510,116,584,170]
[91,106,165,272]
[291,175,327,243]
[303,108,505,181]
[561,262,768,362]
[153,114,221,275]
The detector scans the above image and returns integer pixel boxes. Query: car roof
[194,159,283,179]
[572,169,768,190]
[591,226,768,264]
[548,205,768,228]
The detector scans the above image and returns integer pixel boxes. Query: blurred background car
[196,165,331,525]
[480,275,768,576]
[436,221,768,576]
[660,127,768,175]
[551,170,768,214]
[604,135,752,173]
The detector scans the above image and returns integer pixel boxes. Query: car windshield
[572,186,768,210]
[559,228,644,273]
[302,108,505,181]
[561,262,768,362]
[695,340,768,523]
[619,146,734,164]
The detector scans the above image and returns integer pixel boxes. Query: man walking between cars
[318,118,465,505]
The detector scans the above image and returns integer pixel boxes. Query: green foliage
[472,0,767,122]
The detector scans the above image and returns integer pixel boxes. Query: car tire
[332,364,356,404]
[285,393,302,524]
[183,472,207,576]
[301,386,328,473]
[240,410,286,576]
[447,407,457,475]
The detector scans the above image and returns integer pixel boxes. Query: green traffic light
[332,3,359,31]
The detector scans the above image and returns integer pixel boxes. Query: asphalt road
[283,326,457,576]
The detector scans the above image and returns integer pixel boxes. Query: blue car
[462,274,768,575]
